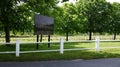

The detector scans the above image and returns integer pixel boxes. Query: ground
[0,58,120,67]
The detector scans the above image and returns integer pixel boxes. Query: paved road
[0,58,120,67]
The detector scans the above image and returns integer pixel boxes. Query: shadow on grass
[0,50,120,62]
[19,42,94,51]
[0,42,93,51]
[0,45,15,51]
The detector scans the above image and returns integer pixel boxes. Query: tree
[107,3,120,40]
[76,0,111,40]
[56,3,78,41]
[75,0,89,34]
[0,0,57,45]
[0,0,33,45]
[26,0,57,15]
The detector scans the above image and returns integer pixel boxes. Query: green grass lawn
[0,42,120,61]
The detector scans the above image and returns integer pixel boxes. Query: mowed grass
[0,42,120,61]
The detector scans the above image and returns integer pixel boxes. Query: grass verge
[0,50,120,62]
[0,42,120,61]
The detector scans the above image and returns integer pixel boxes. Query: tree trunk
[113,33,117,40]
[88,19,92,40]
[66,32,68,41]
[89,30,92,40]
[4,24,10,46]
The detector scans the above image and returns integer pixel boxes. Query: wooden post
[40,34,42,42]
[48,35,50,48]
[36,35,39,49]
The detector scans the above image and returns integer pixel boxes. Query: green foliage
[54,3,79,40]
[107,3,120,34]
[0,0,57,42]
[75,0,119,39]
[1,0,120,42]
[0,0,33,39]
[27,0,57,16]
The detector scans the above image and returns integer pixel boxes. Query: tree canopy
[0,0,120,44]
[0,0,57,44]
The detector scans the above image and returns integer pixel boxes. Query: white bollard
[16,39,20,57]
[60,38,64,54]
[95,37,100,52]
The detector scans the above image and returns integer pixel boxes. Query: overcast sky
[106,0,120,3]
[58,0,120,6]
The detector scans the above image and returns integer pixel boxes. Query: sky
[58,0,120,6]
[106,0,120,3]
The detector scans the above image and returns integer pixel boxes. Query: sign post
[40,34,42,42]
[34,14,54,49]
[36,35,39,49]
[48,35,50,48]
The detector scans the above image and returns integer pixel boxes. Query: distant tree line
[55,0,120,40]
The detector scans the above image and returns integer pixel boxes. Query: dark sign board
[34,14,54,35]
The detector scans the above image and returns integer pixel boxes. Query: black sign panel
[34,14,54,35]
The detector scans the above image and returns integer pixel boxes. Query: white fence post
[60,38,64,54]
[16,39,20,57]
[95,37,100,52]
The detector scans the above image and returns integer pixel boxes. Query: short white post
[16,39,20,57]
[60,38,64,54]
[95,37,100,52]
